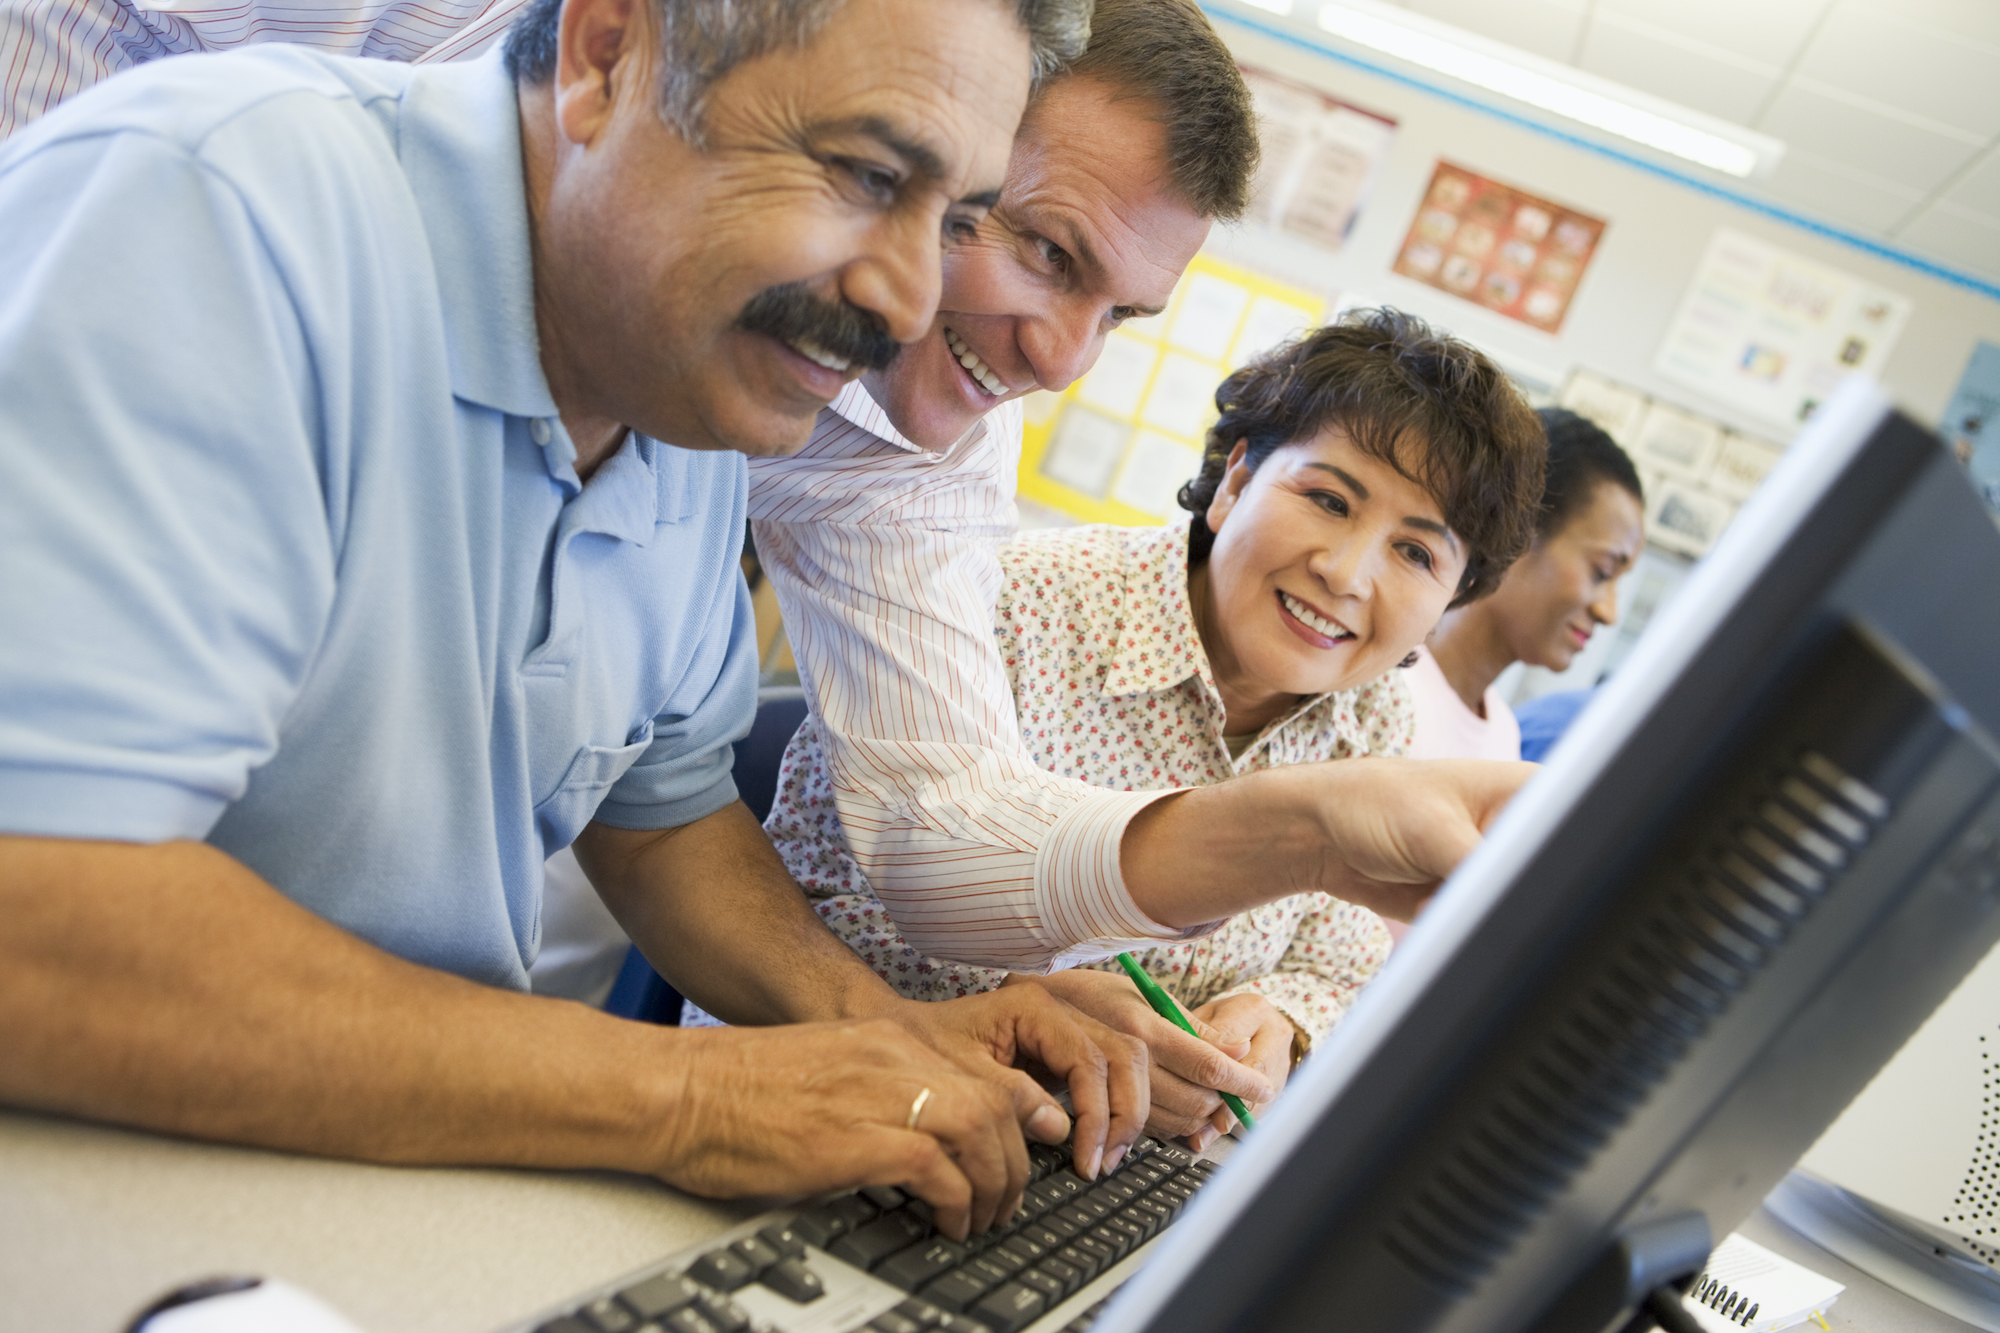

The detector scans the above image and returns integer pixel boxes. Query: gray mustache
[737,283,899,373]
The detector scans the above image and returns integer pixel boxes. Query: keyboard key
[687,1249,755,1293]
[1097,1216,1145,1256]
[921,1268,994,1313]
[1043,1170,1089,1200]
[831,1211,932,1270]
[896,1297,948,1327]
[971,1281,1047,1333]
[697,1296,749,1333]
[877,1239,969,1292]
[965,1256,1015,1290]
[581,1296,637,1331]
[535,1318,593,1333]
[1094,1180,1138,1207]
[1150,1143,1194,1167]
[863,1185,910,1211]
[755,1224,806,1260]
[791,1194,878,1248]
[1054,1244,1102,1284]
[619,1273,701,1319]
[1015,1267,1064,1303]
[1070,1233,1119,1271]
[979,1243,1027,1275]
[934,1316,994,1333]
[728,1236,781,1275]
[999,1234,1048,1268]
[662,1309,720,1333]
[759,1256,825,1304]
[869,1315,925,1333]
[1036,1214,1081,1243]
[1035,1256,1083,1297]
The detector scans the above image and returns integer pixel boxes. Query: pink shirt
[1403,644,1521,762]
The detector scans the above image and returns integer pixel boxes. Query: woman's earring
[1397,651,1420,669]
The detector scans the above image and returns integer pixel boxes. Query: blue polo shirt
[0,47,756,989]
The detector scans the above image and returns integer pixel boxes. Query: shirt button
[529,418,552,445]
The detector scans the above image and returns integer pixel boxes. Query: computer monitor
[1098,379,2000,1333]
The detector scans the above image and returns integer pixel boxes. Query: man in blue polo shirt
[0,0,1149,1238]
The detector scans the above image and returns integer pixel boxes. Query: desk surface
[1,1107,1985,1333]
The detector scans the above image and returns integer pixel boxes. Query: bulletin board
[1019,254,1327,526]
[1391,161,1606,334]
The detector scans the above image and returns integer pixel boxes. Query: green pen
[1115,951,1257,1132]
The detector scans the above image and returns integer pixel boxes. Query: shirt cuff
[1033,787,1222,966]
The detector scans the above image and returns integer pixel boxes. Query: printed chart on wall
[1392,162,1605,333]
[1240,66,1396,252]
[1020,255,1325,525]
[1655,228,1912,430]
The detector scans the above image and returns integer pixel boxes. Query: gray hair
[504,0,1092,140]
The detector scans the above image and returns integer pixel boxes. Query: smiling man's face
[863,74,1213,451]
[529,0,1031,456]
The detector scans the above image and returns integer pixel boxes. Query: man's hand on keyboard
[1001,969,1274,1146]
[657,1018,1052,1243]
[885,986,1150,1198]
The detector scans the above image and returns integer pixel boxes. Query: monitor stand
[1767,1171,2000,1331]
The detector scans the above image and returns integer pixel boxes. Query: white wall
[1203,13,2000,440]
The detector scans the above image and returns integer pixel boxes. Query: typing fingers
[1001,988,1150,1181]
[905,1076,1025,1237]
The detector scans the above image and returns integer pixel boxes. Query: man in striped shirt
[743,0,1534,1135]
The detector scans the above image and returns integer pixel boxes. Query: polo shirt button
[529,418,552,446]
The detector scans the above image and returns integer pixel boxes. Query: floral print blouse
[762,520,1412,1043]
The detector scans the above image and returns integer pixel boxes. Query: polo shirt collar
[397,49,558,422]
[1101,522,1211,699]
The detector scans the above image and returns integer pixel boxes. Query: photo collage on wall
[1392,162,1606,333]
[1019,255,1325,527]
[1238,65,1397,253]
[1560,369,1787,562]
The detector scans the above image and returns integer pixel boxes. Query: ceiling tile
[1843,0,2000,49]
[1895,200,2000,281]
[1795,2,2000,138]
[1945,149,2000,218]
[1577,13,1779,125]
[1590,0,1833,70]
[1758,83,1983,194]
[1757,148,1928,232]
[1403,0,1586,62]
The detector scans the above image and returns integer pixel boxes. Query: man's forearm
[1119,759,1533,929]
[0,835,686,1172]
[574,805,903,1027]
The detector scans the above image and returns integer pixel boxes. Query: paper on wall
[1655,228,1911,431]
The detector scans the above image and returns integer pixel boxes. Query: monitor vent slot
[1383,751,1885,1292]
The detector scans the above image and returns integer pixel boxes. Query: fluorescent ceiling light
[1234,0,1294,12]
[1310,1,1784,179]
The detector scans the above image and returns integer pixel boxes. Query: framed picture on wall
[1391,162,1607,334]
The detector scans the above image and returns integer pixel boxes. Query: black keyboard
[516,1135,1218,1333]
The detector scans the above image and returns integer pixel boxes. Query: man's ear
[1205,439,1253,535]
[553,0,648,146]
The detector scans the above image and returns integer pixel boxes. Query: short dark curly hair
[1178,308,1547,608]
[1536,407,1644,541]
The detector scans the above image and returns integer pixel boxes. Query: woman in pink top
[1412,408,1646,763]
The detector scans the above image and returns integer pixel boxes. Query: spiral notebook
[1683,1234,1845,1331]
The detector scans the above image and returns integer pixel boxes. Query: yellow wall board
[1018,253,1328,526]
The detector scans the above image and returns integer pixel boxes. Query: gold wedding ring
[905,1086,934,1132]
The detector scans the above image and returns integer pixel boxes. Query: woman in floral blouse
[760,309,1547,1146]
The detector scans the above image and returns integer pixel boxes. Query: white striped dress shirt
[1,0,524,138]
[747,385,1200,972]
